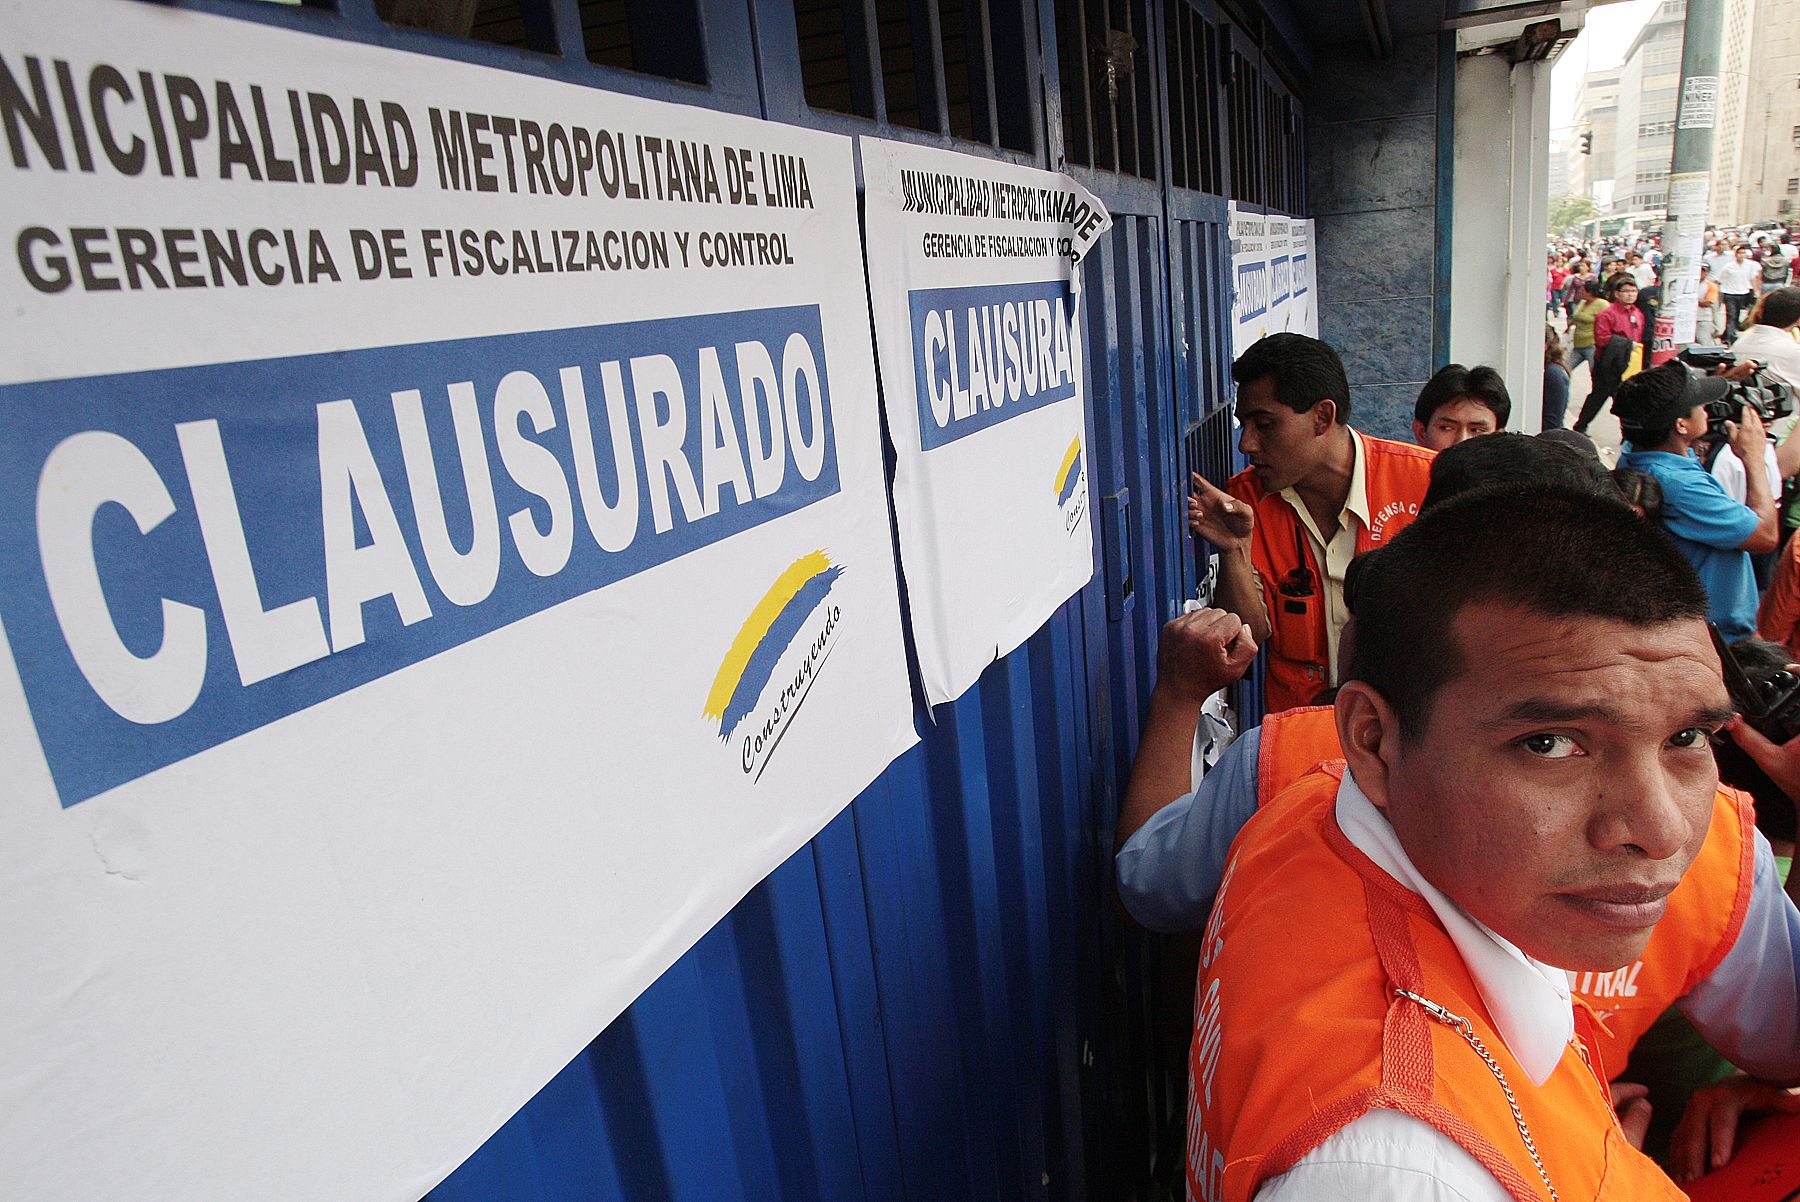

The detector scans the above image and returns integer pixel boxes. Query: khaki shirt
[1276,429,1369,686]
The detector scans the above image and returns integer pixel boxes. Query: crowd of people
[1117,330,1800,1199]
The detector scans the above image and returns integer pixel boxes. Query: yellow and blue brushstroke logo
[705,550,845,741]
[1054,435,1084,506]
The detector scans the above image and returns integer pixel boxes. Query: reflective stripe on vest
[1188,768,1690,1202]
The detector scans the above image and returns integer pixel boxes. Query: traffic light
[1581,132,1593,155]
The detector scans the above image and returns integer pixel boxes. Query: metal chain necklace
[1394,987,1561,1202]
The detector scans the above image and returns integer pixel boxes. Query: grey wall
[1305,34,1448,442]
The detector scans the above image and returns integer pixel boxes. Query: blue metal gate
[119,0,1305,1195]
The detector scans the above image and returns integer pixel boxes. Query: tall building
[1609,0,1685,216]
[1569,68,1620,202]
[1714,0,1800,226]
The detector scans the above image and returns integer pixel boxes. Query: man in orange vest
[1125,435,1800,1183]
[1122,434,1618,927]
[1187,486,1800,1201]
[1187,333,1433,714]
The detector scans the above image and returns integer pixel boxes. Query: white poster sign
[1265,213,1293,335]
[1289,219,1319,337]
[1679,74,1718,130]
[1665,171,1711,345]
[859,137,1108,705]
[0,4,917,1200]
[1229,203,1273,357]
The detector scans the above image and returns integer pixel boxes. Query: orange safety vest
[1250,708,1756,1072]
[1227,435,1434,714]
[1188,765,1709,1202]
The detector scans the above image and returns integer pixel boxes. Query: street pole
[1660,0,1723,358]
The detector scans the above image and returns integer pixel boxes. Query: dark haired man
[1616,362,1777,642]
[1411,363,1511,450]
[1730,285,1800,389]
[1187,487,1800,1200]
[1186,333,1433,713]
[1717,244,1760,344]
[1126,436,1616,928]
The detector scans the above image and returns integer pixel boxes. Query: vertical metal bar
[845,0,890,120]
[1133,0,1157,178]
[1207,23,1222,194]
[1057,0,1096,167]
[961,0,1000,144]
[987,0,1038,154]
[1084,0,1115,169]
[910,0,950,132]
[808,807,907,1202]
[1164,2,1186,188]
[852,758,977,1199]
[546,0,589,65]
[1432,29,1456,370]
[514,0,560,53]
[1113,0,1138,176]
[1181,9,1197,192]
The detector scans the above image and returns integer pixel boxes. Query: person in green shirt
[1568,279,1608,376]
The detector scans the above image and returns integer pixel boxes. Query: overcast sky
[1551,0,1658,135]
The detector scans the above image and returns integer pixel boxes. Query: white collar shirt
[1731,323,1800,390]
[1717,257,1760,295]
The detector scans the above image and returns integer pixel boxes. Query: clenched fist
[1157,607,1258,704]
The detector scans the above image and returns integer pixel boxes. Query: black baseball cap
[1613,363,1730,436]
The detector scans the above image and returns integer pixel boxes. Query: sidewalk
[1557,359,1621,468]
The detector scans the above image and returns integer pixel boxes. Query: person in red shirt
[1574,274,1647,434]
[1593,273,1647,346]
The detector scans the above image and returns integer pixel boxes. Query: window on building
[794,0,1035,150]
[1163,0,1223,195]
[378,0,708,84]
[1788,178,1798,195]
[1793,125,1800,148]
[1057,0,1159,177]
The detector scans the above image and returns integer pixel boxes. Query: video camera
[1678,346,1796,441]
[1710,625,1800,746]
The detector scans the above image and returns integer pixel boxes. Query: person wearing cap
[1615,362,1778,642]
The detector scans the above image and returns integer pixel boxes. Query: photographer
[1730,285,1800,389]
[1616,363,1778,642]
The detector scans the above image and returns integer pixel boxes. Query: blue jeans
[1569,344,1595,374]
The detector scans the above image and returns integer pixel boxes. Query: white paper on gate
[859,137,1109,705]
[1264,213,1292,335]
[1289,220,1319,337]
[0,3,918,1199]
[1228,202,1273,357]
